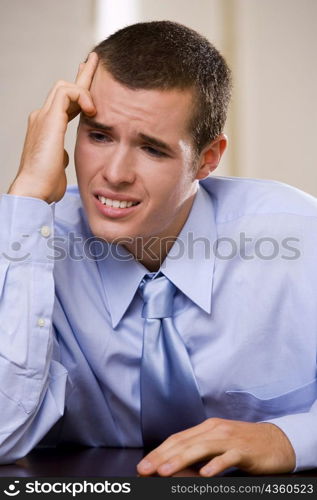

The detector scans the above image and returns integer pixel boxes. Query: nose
[101,147,136,186]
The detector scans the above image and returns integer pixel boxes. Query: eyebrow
[80,115,113,133]
[80,115,175,155]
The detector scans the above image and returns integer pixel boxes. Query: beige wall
[230,0,317,195]
[1,0,316,196]
[0,0,95,192]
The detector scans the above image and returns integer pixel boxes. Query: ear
[195,134,228,180]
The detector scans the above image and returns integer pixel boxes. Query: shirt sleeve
[265,399,317,472]
[0,194,68,464]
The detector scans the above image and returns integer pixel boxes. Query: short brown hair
[93,21,232,155]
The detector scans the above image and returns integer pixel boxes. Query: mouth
[93,193,141,219]
[97,195,140,209]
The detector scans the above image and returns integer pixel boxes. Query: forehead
[89,65,194,138]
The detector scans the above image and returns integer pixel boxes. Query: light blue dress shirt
[0,176,317,471]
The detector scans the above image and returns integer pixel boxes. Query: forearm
[0,194,67,463]
[265,399,317,472]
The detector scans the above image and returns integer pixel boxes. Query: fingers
[42,82,95,115]
[136,418,259,477]
[138,418,220,474]
[75,51,99,88]
[137,419,296,477]
[53,85,95,117]
[200,449,242,477]
[137,438,220,477]
[12,52,98,205]
[75,62,85,81]
[137,432,227,477]
[155,440,217,477]
[41,52,98,116]
[38,85,95,129]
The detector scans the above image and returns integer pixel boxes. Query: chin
[88,221,136,245]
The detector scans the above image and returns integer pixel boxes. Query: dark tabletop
[0,447,316,477]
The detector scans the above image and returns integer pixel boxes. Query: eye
[142,146,167,158]
[88,131,112,143]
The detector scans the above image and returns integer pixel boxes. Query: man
[0,21,316,476]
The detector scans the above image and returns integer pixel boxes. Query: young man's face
[75,65,201,247]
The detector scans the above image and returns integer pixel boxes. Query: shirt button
[40,225,51,238]
[37,318,46,328]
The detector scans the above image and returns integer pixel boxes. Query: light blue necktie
[139,274,206,448]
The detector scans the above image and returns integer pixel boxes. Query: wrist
[8,176,53,204]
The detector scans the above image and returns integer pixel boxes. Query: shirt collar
[162,183,217,314]
[96,244,148,329]
[97,183,217,328]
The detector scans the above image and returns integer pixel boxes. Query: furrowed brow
[80,115,176,155]
[138,133,175,155]
[80,114,113,132]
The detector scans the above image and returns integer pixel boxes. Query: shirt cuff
[0,194,55,263]
[265,409,317,472]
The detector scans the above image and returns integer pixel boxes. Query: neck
[131,236,177,272]
[124,191,197,272]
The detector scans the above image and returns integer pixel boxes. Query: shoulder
[200,177,317,274]
[54,185,89,236]
[200,176,317,223]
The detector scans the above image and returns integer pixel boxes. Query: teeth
[98,196,138,208]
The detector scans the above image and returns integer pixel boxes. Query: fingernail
[138,459,153,472]
[159,462,174,475]
[201,465,214,476]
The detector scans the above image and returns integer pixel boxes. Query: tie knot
[140,275,176,319]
